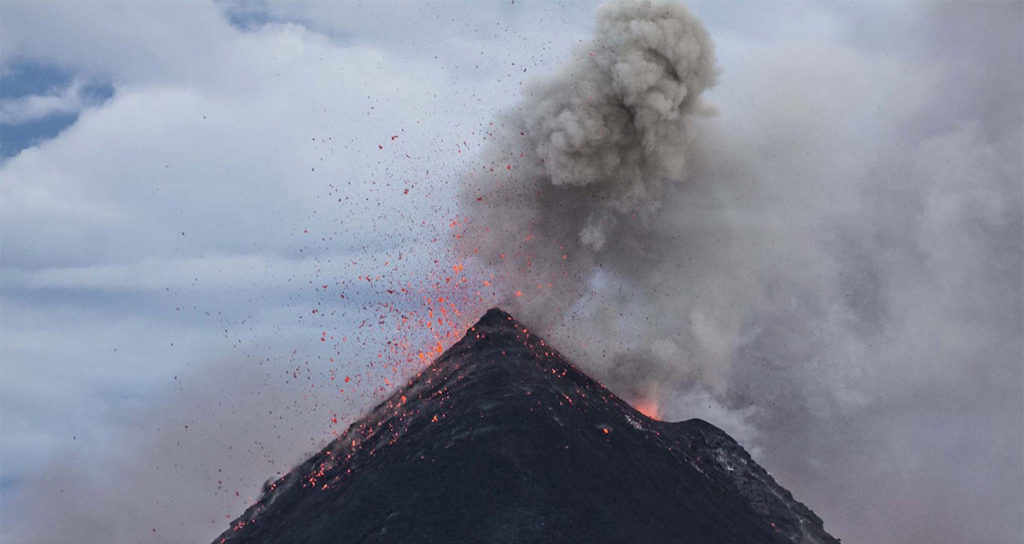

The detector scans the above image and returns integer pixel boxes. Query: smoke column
[459,1,1023,543]
[459,0,760,411]
[459,0,734,404]
[4,2,1018,544]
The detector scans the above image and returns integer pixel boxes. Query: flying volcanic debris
[214,309,840,544]
[458,0,739,410]
[463,2,1024,540]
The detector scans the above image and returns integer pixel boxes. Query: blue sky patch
[1,59,114,159]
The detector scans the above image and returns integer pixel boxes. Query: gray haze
[1,2,1020,544]
[459,1,1023,543]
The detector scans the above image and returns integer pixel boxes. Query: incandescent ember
[214,308,839,544]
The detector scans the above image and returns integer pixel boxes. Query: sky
[1,1,1021,544]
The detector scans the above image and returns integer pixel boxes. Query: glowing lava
[633,397,661,420]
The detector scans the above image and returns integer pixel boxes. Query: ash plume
[459,2,1023,542]
[3,2,1018,544]
[459,0,752,408]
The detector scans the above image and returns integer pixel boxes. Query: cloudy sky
[1,1,1021,543]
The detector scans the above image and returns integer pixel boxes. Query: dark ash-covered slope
[215,308,839,544]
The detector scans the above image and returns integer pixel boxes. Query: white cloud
[0,2,1020,544]
[5,254,309,291]
[0,0,232,86]
[1,4,531,538]
[1,77,86,124]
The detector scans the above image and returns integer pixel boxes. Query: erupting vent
[214,309,839,544]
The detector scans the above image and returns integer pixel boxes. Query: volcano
[214,309,839,544]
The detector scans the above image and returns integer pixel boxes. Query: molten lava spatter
[633,397,661,420]
[214,309,839,544]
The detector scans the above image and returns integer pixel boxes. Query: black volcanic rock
[215,309,839,544]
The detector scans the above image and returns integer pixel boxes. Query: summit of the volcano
[214,308,838,544]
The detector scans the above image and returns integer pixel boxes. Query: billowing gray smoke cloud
[459,0,737,401]
[459,1,1023,543]
[459,0,759,410]
[4,2,1018,544]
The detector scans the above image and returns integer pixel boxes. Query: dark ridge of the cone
[421,306,595,398]
[475,307,515,327]
[213,308,840,544]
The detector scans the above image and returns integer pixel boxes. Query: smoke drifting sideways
[3,353,373,544]
[459,1,1023,543]
[4,2,1018,544]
